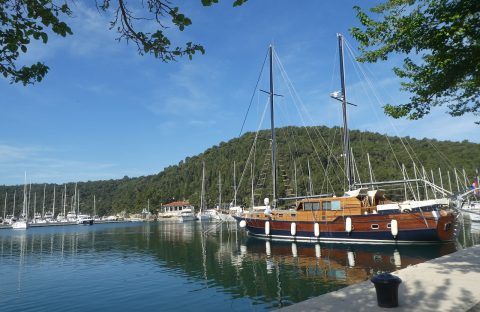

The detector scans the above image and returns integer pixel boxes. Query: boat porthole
[387,223,392,229]
[444,223,452,231]
[371,224,379,230]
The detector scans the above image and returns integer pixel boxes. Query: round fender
[290,222,296,236]
[345,217,352,233]
[265,221,270,235]
[314,222,320,237]
[239,220,246,228]
[291,243,298,258]
[391,219,399,237]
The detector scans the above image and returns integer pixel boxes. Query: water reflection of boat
[243,239,456,284]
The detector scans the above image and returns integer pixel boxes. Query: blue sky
[1,0,478,185]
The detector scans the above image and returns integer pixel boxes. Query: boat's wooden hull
[236,211,455,244]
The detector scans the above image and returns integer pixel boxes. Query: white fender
[314,222,320,237]
[391,219,398,237]
[266,258,273,274]
[265,220,270,235]
[315,244,321,258]
[290,222,296,236]
[240,244,247,256]
[345,217,352,233]
[291,243,298,258]
[239,220,246,228]
[347,251,355,267]
[265,241,271,256]
[393,250,401,267]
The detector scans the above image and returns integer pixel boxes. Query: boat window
[304,202,313,211]
[331,201,341,211]
[312,202,320,211]
[387,223,392,228]
[371,224,379,229]
[323,202,331,210]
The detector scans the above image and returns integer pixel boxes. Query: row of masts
[2,183,97,220]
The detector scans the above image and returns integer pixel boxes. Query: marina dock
[279,244,480,311]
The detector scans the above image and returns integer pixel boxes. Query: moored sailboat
[235,36,456,244]
[12,173,29,230]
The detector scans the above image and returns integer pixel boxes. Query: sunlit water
[0,219,478,311]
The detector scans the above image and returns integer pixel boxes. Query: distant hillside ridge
[1,125,479,216]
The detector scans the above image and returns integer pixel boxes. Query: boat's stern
[435,210,456,242]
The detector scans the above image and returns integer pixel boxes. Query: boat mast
[42,184,46,218]
[269,45,278,207]
[63,184,67,217]
[12,190,16,218]
[201,161,205,213]
[52,185,56,217]
[233,161,237,207]
[218,171,222,210]
[3,192,7,220]
[367,153,374,189]
[337,34,354,191]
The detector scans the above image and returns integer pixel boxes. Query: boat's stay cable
[273,50,342,193]
[343,40,437,195]
[232,97,270,204]
[238,48,269,137]
[345,39,456,190]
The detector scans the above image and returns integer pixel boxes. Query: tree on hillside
[0,0,246,85]
[350,0,480,121]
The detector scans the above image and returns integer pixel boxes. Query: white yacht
[66,211,77,222]
[180,208,196,221]
[12,220,28,229]
[77,214,94,225]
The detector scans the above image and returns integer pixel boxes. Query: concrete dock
[280,245,480,312]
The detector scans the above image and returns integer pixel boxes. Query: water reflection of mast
[17,234,27,290]
[200,222,208,281]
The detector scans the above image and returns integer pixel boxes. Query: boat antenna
[337,34,354,191]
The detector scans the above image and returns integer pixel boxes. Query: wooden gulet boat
[236,35,456,244]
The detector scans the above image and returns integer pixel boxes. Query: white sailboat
[197,162,211,221]
[12,173,28,230]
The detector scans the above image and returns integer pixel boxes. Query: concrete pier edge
[279,245,480,312]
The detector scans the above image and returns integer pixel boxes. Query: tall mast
[201,161,205,212]
[218,172,222,209]
[307,159,313,196]
[63,184,67,217]
[251,163,254,209]
[3,192,7,220]
[233,161,237,207]
[367,153,374,189]
[337,34,353,191]
[12,190,16,218]
[42,184,46,217]
[269,45,277,207]
[52,185,56,217]
[22,172,27,219]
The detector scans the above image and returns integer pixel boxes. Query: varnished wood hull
[236,211,456,244]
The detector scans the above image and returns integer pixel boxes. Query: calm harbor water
[0,220,478,312]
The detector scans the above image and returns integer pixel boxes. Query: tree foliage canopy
[0,0,246,85]
[350,0,480,121]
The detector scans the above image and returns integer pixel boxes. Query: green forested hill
[1,126,479,217]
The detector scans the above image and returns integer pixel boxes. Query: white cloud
[147,61,221,117]
[0,143,120,184]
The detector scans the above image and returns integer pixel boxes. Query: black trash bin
[371,273,402,308]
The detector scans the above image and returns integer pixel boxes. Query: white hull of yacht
[12,221,29,229]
